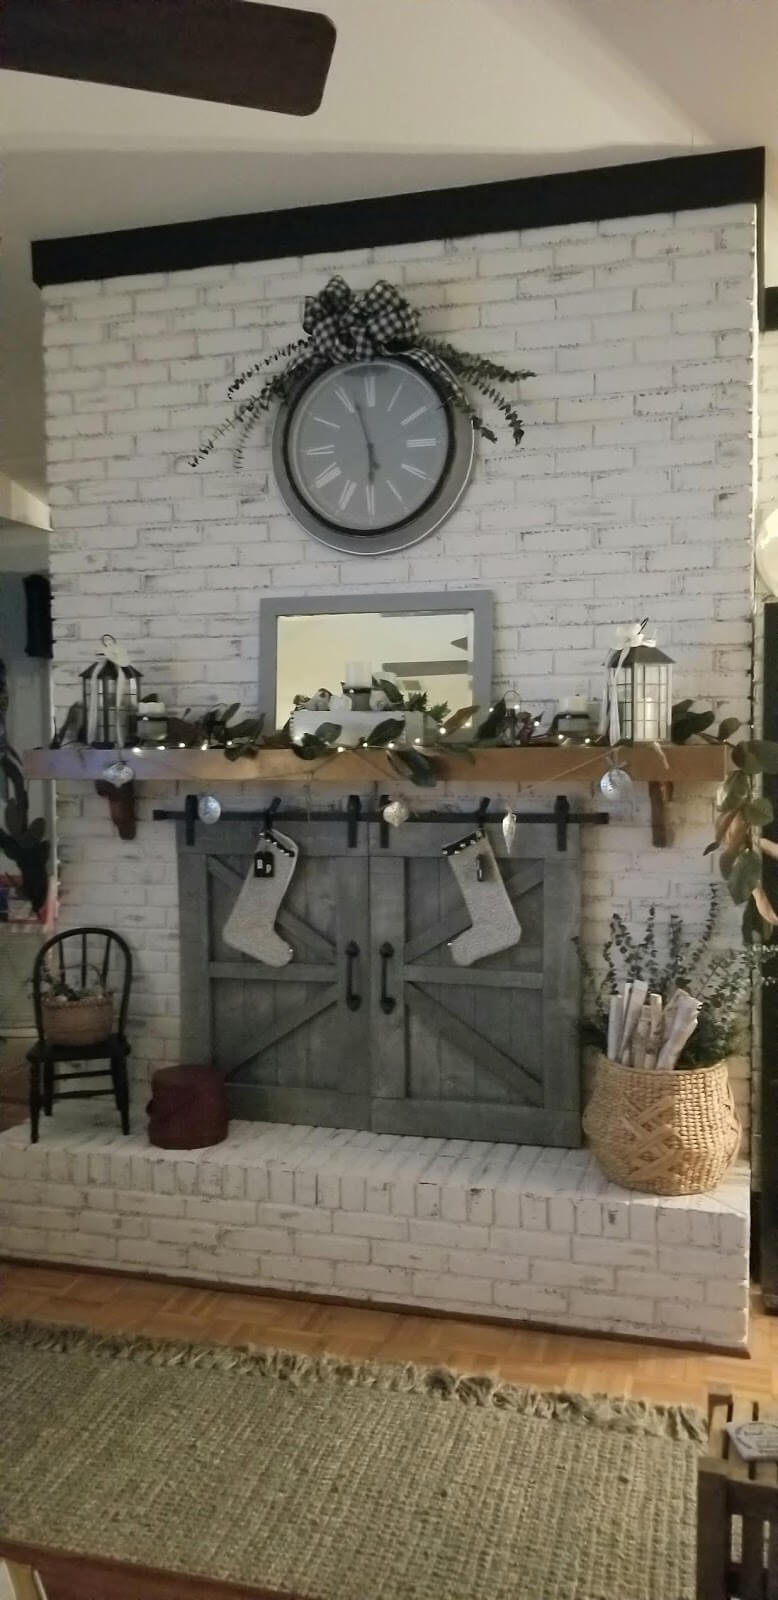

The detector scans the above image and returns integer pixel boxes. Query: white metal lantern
[603,623,673,744]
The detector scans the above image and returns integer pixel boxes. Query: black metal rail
[152,792,610,850]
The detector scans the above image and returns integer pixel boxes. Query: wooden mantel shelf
[25,742,728,786]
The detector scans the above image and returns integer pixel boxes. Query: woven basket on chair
[42,993,113,1047]
[582,1051,741,1195]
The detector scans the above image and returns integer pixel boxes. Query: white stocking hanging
[222,828,298,967]
[445,829,521,968]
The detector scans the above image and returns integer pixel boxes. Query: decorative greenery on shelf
[669,699,778,940]
[580,890,777,1068]
[189,275,533,467]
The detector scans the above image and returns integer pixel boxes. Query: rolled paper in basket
[657,990,700,1069]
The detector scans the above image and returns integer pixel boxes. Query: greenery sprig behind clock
[190,275,532,469]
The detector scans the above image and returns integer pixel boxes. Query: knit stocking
[222,828,298,967]
[445,829,521,967]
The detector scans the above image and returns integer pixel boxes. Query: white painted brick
[572,1236,655,1270]
[414,1271,492,1305]
[493,1282,568,1315]
[570,1291,657,1324]
[412,1219,490,1251]
[257,1202,332,1233]
[115,1191,185,1217]
[182,1196,257,1225]
[221,1226,293,1254]
[532,1259,614,1292]
[335,1262,412,1296]
[297,1231,369,1263]
[117,1237,188,1269]
[657,1246,745,1280]
[335,1210,409,1241]
[372,1240,447,1272]
[616,1269,704,1303]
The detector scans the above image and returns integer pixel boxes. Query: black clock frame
[271,354,475,556]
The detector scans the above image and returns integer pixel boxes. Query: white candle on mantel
[344,661,372,687]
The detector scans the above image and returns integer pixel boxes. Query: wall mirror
[260,590,493,731]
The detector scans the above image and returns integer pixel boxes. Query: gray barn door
[368,820,581,1145]
[178,820,371,1128]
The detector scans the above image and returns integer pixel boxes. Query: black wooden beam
[1,0,335,118]
[765,288,778,331]
[31,147,765,288]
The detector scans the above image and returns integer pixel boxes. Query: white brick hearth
[0,1115,750,1351]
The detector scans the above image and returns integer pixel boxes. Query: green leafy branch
[672,700,778,941]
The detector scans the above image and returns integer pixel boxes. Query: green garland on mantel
[190,275,533,467]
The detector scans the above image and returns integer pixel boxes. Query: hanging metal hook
[264,796,283,836]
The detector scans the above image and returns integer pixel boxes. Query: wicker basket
[582,1051,741,1195]
[42,993,113,1047]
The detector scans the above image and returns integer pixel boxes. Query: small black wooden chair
[27,927,133,1143]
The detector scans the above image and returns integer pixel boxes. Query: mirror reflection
[274,608,476,727]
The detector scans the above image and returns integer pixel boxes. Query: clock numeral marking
[365,482,376,518]
[312,415,340,429]
[338,479,357,511]
[406,437,438,449]
[313,463,342,489]
[334,385,355,414]
[364,374,376,408]
[386,382,405,412]
[401,405,428,426]
[306,444,335,456]
[385,479,406,508]
[401,462,429,480]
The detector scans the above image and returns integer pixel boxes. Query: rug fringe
[0,1317,707,1444]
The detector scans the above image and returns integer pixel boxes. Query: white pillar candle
[344,661,372,687]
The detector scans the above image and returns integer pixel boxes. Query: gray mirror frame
[259,589,493,732]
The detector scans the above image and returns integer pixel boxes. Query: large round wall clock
[271,355,474,556]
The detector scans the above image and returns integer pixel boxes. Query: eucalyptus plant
[579,889,776,1067]
[671,700,778,941]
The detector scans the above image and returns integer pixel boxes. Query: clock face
[273,357,474,555]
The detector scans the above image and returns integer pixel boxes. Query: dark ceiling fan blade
[1,0,336,117]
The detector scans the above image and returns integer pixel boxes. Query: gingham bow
[302,276,419,363]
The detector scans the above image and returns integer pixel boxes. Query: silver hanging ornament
[383,798,410,829]
[599,762,634,804]
[501,810,518,852]
[100,759,135,788]
[197,793,222,824]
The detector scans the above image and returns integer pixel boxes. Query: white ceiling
[2,0,776,501]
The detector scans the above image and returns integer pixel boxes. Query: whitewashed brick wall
[40,203,758,1126]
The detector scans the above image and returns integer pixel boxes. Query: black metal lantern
[606,625,673,743]
[80,635,142,749]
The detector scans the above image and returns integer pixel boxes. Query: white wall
[39,201,757,1132]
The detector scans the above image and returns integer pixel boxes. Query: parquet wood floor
[1,1259,775,1412]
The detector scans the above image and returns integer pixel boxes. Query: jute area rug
[0,1320,705,1600]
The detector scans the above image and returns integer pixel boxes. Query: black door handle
[380,942,396,1014]
[345,940,361,1011]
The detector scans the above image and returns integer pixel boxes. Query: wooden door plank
[209,962,333,983]
[178,838,213,1062]
[402,965,543,989]
[370,1097,580,1144]
[405,983,542,1103]
[540,852,582,1143]
[332,852,371,1102]
[225,987,337,1074]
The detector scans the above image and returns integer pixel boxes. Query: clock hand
[353,401,381,477]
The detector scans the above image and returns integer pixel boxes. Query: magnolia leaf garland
[190,276,533,467]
